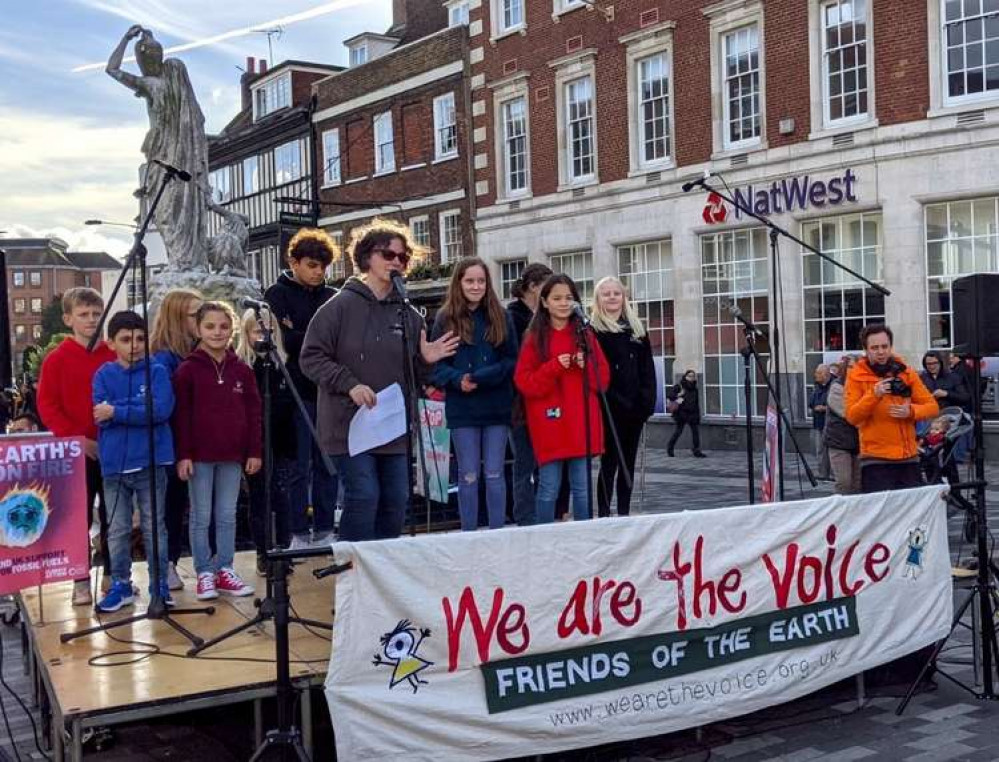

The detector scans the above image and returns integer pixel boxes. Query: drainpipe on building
[460,27,477,256]
[308,93,321,229]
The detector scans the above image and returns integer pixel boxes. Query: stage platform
[18,551,334,761]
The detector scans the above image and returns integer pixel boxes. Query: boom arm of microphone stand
[87,170,178,352]
[698,179,889,297]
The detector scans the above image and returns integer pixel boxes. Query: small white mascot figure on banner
[372,619,434,693]
[904,526,928,580]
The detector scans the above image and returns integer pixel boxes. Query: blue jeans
[451,425,509,531]
[536,458,591,523]
[187,462,243,575]
[333,453,408,541]
[104,467,168,589]
[290,401,339,536]
[509,424,536,526]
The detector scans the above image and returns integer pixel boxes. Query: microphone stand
[731,309,817,499]
[684,176,888,500]
[188,304,332,657]
[576,313,633,516]
[62,165,215,648]
[391,274,433,536]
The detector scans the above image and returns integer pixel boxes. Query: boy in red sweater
[37,287,116,606]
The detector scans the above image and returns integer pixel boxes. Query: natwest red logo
[702,192,728,225]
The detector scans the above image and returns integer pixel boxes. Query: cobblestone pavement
[1,448,997,761]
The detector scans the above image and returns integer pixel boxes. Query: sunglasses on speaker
[374,249,411,266]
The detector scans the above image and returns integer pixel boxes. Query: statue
[107,25,209,272]
[204,189,250,277]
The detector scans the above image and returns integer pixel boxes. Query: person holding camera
[845,325,938,493]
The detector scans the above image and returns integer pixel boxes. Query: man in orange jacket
[845,324,939,493]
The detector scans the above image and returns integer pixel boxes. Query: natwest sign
[728,168,858,220]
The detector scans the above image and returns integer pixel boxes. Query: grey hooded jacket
[300,277,427,456]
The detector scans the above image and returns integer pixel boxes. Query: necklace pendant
[218,378,224,385]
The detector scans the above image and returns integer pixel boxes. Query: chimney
[240,56,256,112]
[259,59,268,74]
[393,0,407,29]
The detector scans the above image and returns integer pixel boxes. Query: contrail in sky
[72,0,368,72]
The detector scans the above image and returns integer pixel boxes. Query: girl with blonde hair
[150,287,203,590]
[589,277,657,517]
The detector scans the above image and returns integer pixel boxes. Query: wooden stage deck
[18,551,335,761]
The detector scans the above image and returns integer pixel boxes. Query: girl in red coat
[514,275,610,523]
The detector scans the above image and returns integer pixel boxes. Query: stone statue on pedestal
[107,25,262,307]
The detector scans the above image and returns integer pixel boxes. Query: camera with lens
[875,358,911,397]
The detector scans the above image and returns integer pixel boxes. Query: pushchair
[919,406,973,488]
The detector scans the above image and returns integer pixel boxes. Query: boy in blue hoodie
[92,311,175,612]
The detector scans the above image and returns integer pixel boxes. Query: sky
[0,0,393,258]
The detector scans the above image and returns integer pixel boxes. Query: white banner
[325,487,952,762]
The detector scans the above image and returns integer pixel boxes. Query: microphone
[572,302,591,327]
[390,270,408,300]
[241,297,270,312]
[152,158,192,182]
[681,171,716,193]
[722,300,765,337]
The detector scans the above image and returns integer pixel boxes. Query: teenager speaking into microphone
[300,219,459,542]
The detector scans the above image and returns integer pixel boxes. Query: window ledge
[627,160,675,178]
[400,163,427,172]
[557,177,599,193]
[372,168,396,177]
[551,3,586,22]
[496,191,533,204]
[489,24,527,45]
[710,140,767,162]
[927,98,999,120]
[808,117,878,142]
[344,176,369,185]
[432,153,460,165]
[320,180,342,189]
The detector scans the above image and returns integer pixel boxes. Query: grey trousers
[828,448,862,495]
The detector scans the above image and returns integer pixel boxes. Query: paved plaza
[3,448,998,761]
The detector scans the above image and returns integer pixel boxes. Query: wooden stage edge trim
[18,551,335,760]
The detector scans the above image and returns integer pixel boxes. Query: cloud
[1,223,131,260]
[72,0,370,71]
[0,105,146,236]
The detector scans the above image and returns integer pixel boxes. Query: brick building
[207,58,343,288]
[467,0,999,434]
[2,238,120,365]
[312,1,474,274]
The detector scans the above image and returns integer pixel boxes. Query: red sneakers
[196,572,218,600]
[215,568,254,597]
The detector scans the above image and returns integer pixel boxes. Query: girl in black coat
[667,370,706,458]
[590,277,657,517]
[237,309,297,574]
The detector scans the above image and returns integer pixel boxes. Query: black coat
[507,299,533,341]
[264,272,337,401]
[252,357,297,460]
[593,324,657,421]
[667,379,701,424]
[919,367,970,411]
[823,377,858,453]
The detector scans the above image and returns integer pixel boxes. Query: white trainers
[166,562,184,591]
[196,572,218,600]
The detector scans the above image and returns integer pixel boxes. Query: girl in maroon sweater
[173,302,261,600]
[514,275,609,524]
